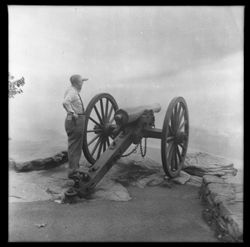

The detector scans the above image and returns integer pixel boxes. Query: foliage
[9,73,25,98]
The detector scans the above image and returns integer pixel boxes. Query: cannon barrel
[114,103,161,125]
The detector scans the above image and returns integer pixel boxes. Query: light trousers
[65,115,85,174]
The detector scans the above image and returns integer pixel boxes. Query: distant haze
[9,6,243,160]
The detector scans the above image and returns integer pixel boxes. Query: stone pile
[12,151,68,172]
[200,175,243,242]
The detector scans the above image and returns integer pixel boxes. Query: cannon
[65,93,189,200]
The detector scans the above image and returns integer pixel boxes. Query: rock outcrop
[171,170,191,185]
[183,152,237,177]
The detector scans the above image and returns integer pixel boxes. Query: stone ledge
[203,175,225,185]
[183,152,238,177]
[11,151,68,172]
[200,175,243,242]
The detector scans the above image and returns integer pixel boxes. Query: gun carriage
[65,93,189,199]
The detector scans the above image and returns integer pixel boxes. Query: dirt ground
[9,185,218,242]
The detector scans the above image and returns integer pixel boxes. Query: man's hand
[73,113,78,119]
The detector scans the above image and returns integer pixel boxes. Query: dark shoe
[65,187,77,197]
[68,171,79,180]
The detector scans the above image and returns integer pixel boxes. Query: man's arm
[62,101,74,114]
[63,91,76,114]
[63,100,74,114]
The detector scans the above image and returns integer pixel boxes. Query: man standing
[63,74,88,178]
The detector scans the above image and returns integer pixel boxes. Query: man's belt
[67,112,85,115]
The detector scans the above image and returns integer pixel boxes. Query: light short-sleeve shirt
[63,86,84,114]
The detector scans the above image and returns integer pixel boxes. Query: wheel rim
[82,93,118,165]
[161,97,189,178]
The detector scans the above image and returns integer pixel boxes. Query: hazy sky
[9,6,243,80]
[9,6,243,158]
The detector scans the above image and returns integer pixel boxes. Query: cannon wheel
[82,93,119,165]
[161,97,189,178]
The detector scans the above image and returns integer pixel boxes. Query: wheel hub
[174,131,186,144]
[102,123,116,136]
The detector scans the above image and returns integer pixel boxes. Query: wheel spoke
[97,140,103,159]
[94,105,103,124]
[168,124,174,135]
[89,117,102,128]
[99,99,105,121]
[166,141,173,156]
[87,129,102,133]
[167,142,174,165]
[91,137,102,156]
[171,111,175,133]
[176,144,181,161]
[178,142,185,150]
[107,105,114,121]
[178,108,184,128]
[174,104,179,123]
[174,103,178,118]
[166,136,174,143]
[174,145,178,170]
[106,137,110,146]
[105,139,109,149]
[108,136,113,143]
[87,134,100,146]
[103,140,106,152]
[104,98,109,120]
[178,120,186,131]
[170,145,176,170]
[176,103,182,127]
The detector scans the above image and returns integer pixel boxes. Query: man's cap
[70,74,88,85]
